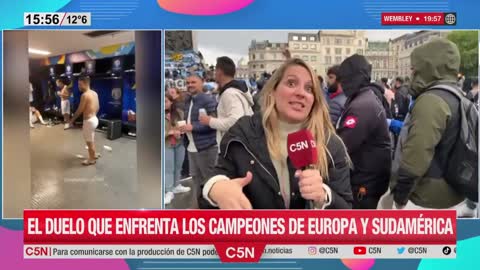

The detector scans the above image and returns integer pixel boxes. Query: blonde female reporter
[200,58,353,210]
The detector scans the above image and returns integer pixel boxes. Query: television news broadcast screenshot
[1,0,479,270]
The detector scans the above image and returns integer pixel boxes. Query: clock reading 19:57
[24,13,91,26]
[423,15,442,22]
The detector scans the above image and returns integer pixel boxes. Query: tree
[447,31,478,78]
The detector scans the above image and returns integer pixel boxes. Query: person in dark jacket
[337,54,391,209]
[179,74,218,199]
[252,73,272,114]
[467,79,479,107]
[392,77,410,121]
[200,58,353,209]
[325,65,347,125]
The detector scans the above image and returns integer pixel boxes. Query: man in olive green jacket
[387,39,471,214]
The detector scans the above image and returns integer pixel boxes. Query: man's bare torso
[83,89,99,120]
[60,86,70,101]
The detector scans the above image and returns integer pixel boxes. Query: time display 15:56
[25,13,60,25]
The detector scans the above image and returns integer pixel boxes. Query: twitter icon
[397,247,406,254]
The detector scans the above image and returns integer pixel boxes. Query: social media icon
[397,247,405,254]
[353,246,367,255]
[308,247,317,255]
[444,13,456,25]
[442,246,452,255]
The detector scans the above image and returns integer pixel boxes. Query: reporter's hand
[296,169,326,204]
[209,172,253,209]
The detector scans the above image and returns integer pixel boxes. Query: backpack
[428,84,478,202]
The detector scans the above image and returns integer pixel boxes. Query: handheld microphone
[287,129,318,209]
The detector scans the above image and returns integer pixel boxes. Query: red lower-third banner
[24,210,456,244]
[24,210,456,262]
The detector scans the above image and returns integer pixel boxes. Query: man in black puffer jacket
[336,54,392,209]
[392,77,410,121]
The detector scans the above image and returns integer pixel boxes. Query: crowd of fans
[165,38,478,217]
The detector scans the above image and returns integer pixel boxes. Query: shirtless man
[69,76,100,165]
[56,79,71,129]
[30,106,46,128]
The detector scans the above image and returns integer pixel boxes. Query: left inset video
[3,31,157,218]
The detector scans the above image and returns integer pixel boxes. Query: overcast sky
[195,30,414,65]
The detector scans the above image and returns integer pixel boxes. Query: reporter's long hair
[261,58,336,179]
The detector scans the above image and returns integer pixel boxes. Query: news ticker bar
[24,245,456,259]
[381,12,456,25]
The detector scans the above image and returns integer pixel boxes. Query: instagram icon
[308,247,317,255]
